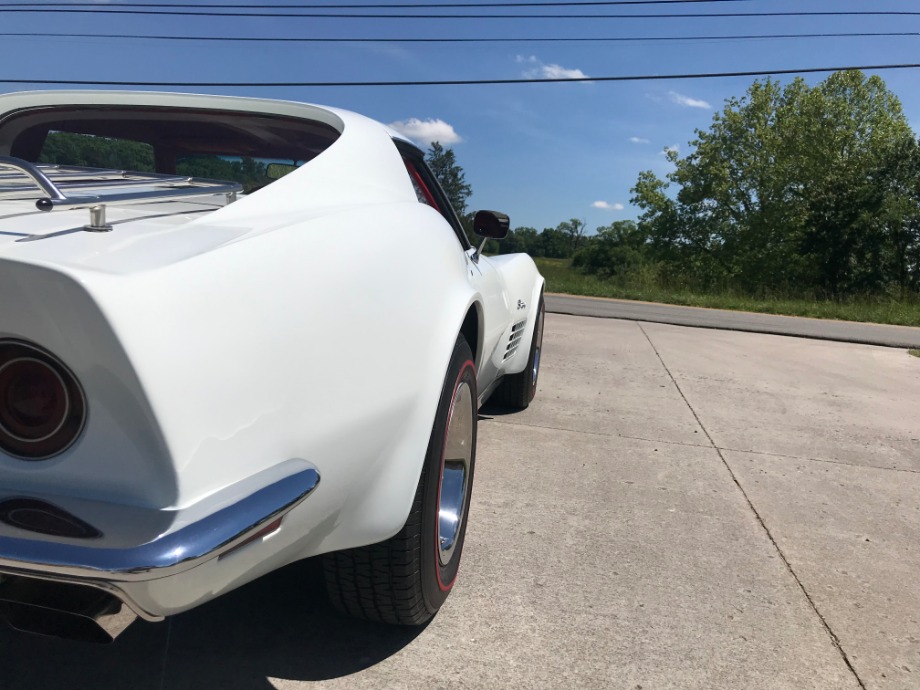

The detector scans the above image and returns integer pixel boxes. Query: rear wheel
[492,294,545,409]
[323,335,477,625]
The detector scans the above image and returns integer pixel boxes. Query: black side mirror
[473,210,510,240]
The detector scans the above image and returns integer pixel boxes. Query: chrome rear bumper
[0,460,320,623]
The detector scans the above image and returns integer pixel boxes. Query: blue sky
[2,0,920,232]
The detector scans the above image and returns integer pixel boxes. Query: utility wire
[1,8,920,18]
[0,0,755,6]
[3,63,920,87]
[4,31,915,43]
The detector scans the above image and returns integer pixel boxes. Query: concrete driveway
[2,314,918,689]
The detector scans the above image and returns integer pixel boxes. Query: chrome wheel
[438,379,473,566]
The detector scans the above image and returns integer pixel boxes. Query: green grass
[909,350,920,358]
[535,257,920,327]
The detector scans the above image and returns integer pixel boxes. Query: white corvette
[0,91,544,643]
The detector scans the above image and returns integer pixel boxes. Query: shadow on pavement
[479,402,524,417]
[0,558,425,690]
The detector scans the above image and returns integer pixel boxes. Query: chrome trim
[0,157,64,201]
[438,380,473,566]
[503,319,527,361]
[472,237,487,263]
[0,156,242,216]
[84,205,113,232]
[0,467,320,582]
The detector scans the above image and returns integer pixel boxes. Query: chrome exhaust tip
[0,575,137,644]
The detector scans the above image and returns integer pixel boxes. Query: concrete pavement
[1,314,918,689]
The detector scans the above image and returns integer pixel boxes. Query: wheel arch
[459,302,483,372]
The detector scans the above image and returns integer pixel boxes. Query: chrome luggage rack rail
[0,155,242,232]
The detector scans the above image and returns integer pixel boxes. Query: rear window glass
[38,131,155,172]
[176,155,301,193]
[4,104,340,193]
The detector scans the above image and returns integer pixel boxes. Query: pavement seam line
[636,322,869,690]
[718,445,920,476]
[486,417,711,450]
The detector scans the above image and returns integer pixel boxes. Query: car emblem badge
[517,300,526,310]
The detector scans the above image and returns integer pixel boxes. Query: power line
[0,0,755,6]
[3,63,920,87]
[1,8,920,18]
[4,31,916,44]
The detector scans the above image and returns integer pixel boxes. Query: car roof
[0,90,416,149]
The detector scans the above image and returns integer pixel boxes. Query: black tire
[491,294,545,410]
[323,335,477,625]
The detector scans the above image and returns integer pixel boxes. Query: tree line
[626,70,920,299]
[38,132,273,193]
[435,70,920,301]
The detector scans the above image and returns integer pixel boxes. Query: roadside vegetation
[473,71,920,328]
[535,257,920,326]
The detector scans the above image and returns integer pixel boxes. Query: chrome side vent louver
[503,320,527,361]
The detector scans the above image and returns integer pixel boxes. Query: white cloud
[387,118,462,146]
[668,91,712,109]
[629,136,651,144]
[661,144,680,156]
[592,201,625,211]
[516,55,589,81]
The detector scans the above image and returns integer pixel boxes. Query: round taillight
[0,341,86,460]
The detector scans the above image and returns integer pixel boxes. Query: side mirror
[471,210,509,263]
[473,210,510,240]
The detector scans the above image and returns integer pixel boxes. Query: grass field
[535,257,920,327]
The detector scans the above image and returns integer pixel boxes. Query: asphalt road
[2,314,919,689]
[547,292,920,348]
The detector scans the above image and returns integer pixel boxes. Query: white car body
[0,91,543,639]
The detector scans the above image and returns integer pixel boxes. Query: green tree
[536,225,572,259]
[497,226,540,255]
[38,132,154,171]
[875,137,920,295]
[794,71,915,295]
[557,218,588,254]
[631,70,917,297]
[573,220,648,277]
[426,142,473,216]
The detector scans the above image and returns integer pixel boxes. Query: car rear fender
[0,260,177,508]
[482,253,545,376]
[80,202,484,555]
[0,201,485,560]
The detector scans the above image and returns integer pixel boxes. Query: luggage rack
[0,155,242,232]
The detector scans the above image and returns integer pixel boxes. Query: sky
[2,0,920,232]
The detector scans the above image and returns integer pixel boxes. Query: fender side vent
[0,499,102,539]
[503,320,527,361]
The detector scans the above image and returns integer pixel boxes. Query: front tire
[323,335,477,625]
